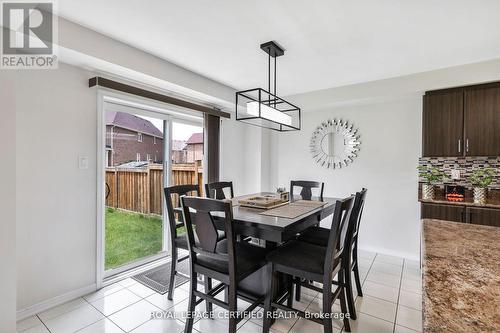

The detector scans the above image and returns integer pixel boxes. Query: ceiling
[58,0,500,96]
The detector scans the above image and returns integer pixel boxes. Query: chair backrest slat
[164,184,199,239]
[342,188,368,261]
[205,181,234,200]
[181,196,236,275]
[290,180,324,201]
[324,196,354,276]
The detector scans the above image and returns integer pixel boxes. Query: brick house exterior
[186,132,204,163]
[106,112,164,166]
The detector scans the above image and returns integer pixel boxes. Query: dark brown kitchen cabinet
[464,85,500,156]
[421,203,465,223]
[422,89,464,157]
[466,207,500,227]
[423,82,500,157]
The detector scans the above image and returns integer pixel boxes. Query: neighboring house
[186,132,204,163]
[172,140,187,164]
[105,111,164,166]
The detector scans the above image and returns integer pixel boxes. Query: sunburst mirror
[310,119,361,169]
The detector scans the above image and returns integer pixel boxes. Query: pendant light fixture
[236,41,301,131]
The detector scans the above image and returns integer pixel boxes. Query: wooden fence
[105,162,203,215]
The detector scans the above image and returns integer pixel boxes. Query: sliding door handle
[458,139,461,153]
[466,139,469,153]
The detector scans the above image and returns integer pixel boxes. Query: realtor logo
[1,1,57,69]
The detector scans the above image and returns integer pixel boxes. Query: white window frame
[153,136,156,145]
[96,90,206,286]
[136,153,141,161]
[137,132,143,142]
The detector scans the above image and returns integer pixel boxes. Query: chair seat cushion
[197,241,269,280]
[297,226,330,247]
[266,240,326,275]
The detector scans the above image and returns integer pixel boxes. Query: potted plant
[418,166,446,200]
[469,167,496,204]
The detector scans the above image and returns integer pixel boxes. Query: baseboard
[359,245,420,262]
[16,283,97,321]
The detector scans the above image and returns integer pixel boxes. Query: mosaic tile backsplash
[418,157,500,189]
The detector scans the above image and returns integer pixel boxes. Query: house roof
[106,111,163,138]
[186,132,204,144]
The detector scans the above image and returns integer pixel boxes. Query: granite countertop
[421,219,500,332]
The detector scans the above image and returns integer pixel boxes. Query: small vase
[473,187,487,204]
[422,184,435,200]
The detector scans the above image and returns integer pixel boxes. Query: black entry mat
[132,260,190,294]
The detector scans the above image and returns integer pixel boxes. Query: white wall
[0,71,17,333]
[13,63,258,314]
[15,64,98,310]
[271,98,422,259]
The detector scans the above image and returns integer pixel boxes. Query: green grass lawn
[105,208,163,270]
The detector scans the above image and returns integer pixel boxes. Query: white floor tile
[402,268,422,282]
[43,303,104,333]
[362,281,400,303]
[358,250,376,260]
[38,298,87,322]
[398,291,422,311]
[268,310,299,333]
[127,283,156,298]
[374,254,404,266]
[91,288,142,316]
[394,324,420,333]
[17,316,42,332]
[145,289,189,310]
[108,299,161,332]
[348,313,394,333]
[76,318,123,333]
[355,295,397,322]
[370,262,403,276]
[404,260,421,271]
[130,318,184,333]
[290,318,341,333]
[358,258,374,271]
[18,325,50,333]
[305,298,344,330]
[400,278,422,295]
[84,283,125,303]
[118,278,138,288]
[237,320,264,333]
[365,270,401,288]
[194,316,239,332]
[396,305,422,332]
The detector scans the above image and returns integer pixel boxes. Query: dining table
[174,192,340,298]
[211,192,340,297]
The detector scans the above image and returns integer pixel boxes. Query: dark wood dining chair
[297,188,368,319]
[263,196,355,333]
[164,184,199,301]
[290,180,324,201]
[180,196,267,333]
[205,181,234,200]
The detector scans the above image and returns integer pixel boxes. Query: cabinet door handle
[466,139,469,153]
[458,139,461,153]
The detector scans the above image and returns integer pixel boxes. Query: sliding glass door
[101,95,205,279]
[103,104,168,277]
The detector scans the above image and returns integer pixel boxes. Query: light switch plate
[451,169,460,180]
[79,156,89,170]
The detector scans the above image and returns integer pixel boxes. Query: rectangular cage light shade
[236,88,301,131]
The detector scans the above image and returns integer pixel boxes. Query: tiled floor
[17,251,423,333]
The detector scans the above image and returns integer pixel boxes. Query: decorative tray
[238,195,288,209]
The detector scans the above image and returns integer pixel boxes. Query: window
[153,137,156,145]
[136,153,141,161]
[137,133,143,142]
[146,154,151,162]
